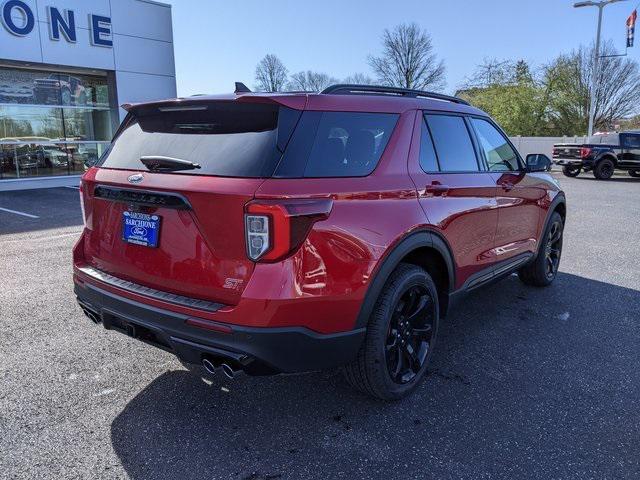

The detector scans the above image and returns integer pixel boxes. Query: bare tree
[255,54,288,92]
[287,71,338,92]
[544,41,640,133]
[342,73,375,85]
[369,23,446,91]
[462,59,518,88]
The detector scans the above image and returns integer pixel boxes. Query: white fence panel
[509,136,588,159]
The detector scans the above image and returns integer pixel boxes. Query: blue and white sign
[1,0,113,47]
[123,211,161,248]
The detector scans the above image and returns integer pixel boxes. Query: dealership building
[0,0,176,191]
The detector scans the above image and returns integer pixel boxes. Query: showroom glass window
[0,66,115,180]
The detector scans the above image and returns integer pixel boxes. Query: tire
[342,263,439,401]
[629,170,640,178]
[593,158,615,180]
[562,165,581,177]
[518,212,564,287]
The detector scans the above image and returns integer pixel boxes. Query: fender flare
[354,230,455,329]
[536,193,566,258]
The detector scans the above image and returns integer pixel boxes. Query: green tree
[458,59,548,136]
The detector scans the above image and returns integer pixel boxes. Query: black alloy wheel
[342,263,440,400]
[544,219,563,280]
[518,211,564,287]
[385,284,435,385]
[594,159,615,179]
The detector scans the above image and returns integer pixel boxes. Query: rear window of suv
[99,102,301,177]
[99,103,398,178]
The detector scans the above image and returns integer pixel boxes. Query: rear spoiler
[121,94,307,116]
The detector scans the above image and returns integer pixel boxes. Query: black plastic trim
[321,84,470,105]
[536,193,567,259]
[354,230,455,329]
[93,185,192,210]
[77,265,225,312]
[461,253,533,292]
[75,281,365,373]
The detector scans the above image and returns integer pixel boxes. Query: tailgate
[553,144,582,159]
[77,98,303,306]
[81,168,261,306]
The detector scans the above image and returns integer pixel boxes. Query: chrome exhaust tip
[82,308,100,324]
[202,358,217,375]
[221,363,235,380]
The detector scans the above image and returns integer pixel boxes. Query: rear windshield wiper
[140,156,202,172]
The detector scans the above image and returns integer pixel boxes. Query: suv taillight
[79,181,86,227]
[245,213,271,260]
[244,199,333,262]
[580,147,592,159]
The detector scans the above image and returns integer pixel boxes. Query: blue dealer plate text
[122,211,161,247]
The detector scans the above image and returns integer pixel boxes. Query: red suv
[73,84,566,400]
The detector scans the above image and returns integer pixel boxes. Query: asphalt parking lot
[1,172,639,480]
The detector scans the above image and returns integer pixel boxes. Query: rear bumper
[555,158,597,169]
[74,279,365,374]
[554,158,582,166]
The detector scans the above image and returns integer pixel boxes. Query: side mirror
[526,154,552,173]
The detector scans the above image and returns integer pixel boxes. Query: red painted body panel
[406,113,499,289]
[491,172,549,261]
[80,167,260,306]
[73,92,563,336]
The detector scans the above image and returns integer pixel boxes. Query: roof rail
[320,84,470,106]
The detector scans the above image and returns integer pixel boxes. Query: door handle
[425,184,450,196]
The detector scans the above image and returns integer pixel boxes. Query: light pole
[574,0,627,136]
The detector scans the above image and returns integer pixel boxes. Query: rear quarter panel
[248,110,427,333]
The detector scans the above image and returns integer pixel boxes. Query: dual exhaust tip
[81,307,101,324]
[202,358,238,380]
[81,305,239,380]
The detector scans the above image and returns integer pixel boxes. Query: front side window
[424,114,479,172]
[471,118,521,172]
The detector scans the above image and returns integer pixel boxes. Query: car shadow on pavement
[110,272,640,480]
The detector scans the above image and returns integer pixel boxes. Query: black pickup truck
[553,131,640,179]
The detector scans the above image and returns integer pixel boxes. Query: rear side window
[471,118,521,171]
[424,114,479,172]
[275,112,399,178]
[419,118,439,172]
[622,135,640,148]
[99,103,301,177]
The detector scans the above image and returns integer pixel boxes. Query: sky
[164,0,640,96]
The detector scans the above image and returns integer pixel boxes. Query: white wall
[509,136,588,159]
[0,0,177,117]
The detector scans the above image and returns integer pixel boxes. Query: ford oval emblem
[128,173,144,184]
